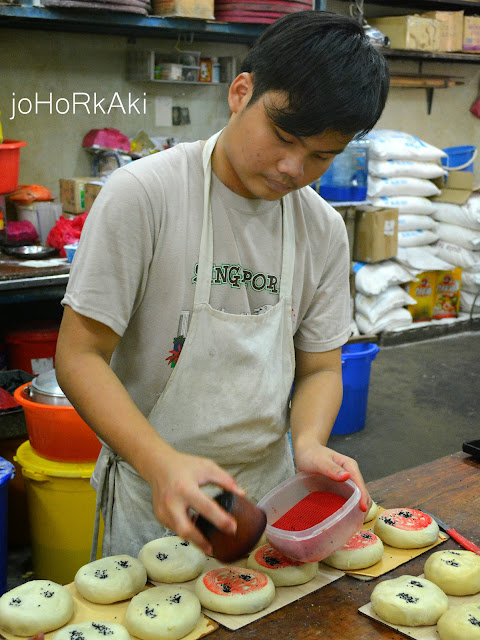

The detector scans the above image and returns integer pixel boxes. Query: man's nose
[277,151,305,179]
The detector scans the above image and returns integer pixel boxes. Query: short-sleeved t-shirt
[62,141,350,417]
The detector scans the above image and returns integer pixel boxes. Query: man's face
[217,80,355,200]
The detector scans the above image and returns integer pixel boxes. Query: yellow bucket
[15,441,103,585]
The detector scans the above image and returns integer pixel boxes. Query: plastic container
[0,140,27,195]
[257,472,363,562]
[441,145,476,172]
[14,383,101,462]
[15,202,62,244]
[64,243,78,263]
[5,327,59,375]
[15,441,102,584]
[332,343,380,435]
[0,458,15,595]
[319,139,370,201]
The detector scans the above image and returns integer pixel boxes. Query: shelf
[366,0,480,11]
[380,47,480,64]
[0,3,264,42]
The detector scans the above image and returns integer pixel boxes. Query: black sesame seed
[156,552,168,561]
[145,605,157,618]
[222,584,232,593]
[92,624,114,636]
[397,592,419,603]
[264,555,282,567]
[443,560,460,567]
[180,541,189,546]
[409,581,424,588]
[115,560,130,569]
[42,590,54,598]
[169,594,182,603]
[94,569,108,579]
[9,597,21,606]
[239,574,252,581]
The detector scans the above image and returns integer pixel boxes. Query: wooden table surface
[211,452,480,640]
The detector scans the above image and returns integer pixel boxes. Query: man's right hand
[146,448,246,555]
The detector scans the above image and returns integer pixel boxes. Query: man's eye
[274,129,292,144]
[314,154,330,161]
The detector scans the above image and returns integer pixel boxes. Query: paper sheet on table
[17,258,69,267]
[0,583,218,640]
[346,507,448,579]
[359,575,480,639]
[153,556,344,631]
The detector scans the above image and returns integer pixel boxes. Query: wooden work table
[212,452,480,640]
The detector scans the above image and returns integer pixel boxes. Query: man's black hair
[240,11,390,138]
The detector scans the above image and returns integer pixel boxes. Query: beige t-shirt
[63,141,350,417]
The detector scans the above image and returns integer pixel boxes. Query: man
[55,10,389,558]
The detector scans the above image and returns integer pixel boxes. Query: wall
[0,28,249,194]
[1,10,480,195]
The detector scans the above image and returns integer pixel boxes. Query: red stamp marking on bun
[254,544,304,569]
[203,567,268,595]
[379,508,432,531]
[342,530,379,550]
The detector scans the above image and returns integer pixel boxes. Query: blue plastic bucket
[0,458,15,595]
[441,145,476,172]
[332,343,380,435]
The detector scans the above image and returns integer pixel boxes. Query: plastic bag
[353,260,416,296]
[368,176,441,198]
[355,285,417,324]
[398,229,439,247]
[47,213,88,257]
[369,196,436,215]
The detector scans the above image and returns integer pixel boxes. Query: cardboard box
[60,177,97,214]
[422,11,464,51]
[353,208,399,263]
[463,15,480,51]
[369,15,441,51]
[406,271,436,321]
[432,170,476,205]
[85,182,103,212]
[151,0,213,19]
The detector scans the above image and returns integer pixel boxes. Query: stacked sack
[432,193,480,315]
[353,260,418,335]
[366,129,447,251]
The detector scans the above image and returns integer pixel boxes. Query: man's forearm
[289,368,343,450]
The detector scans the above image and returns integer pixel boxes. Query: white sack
[369,159,446,179]
[398,230,439,247]
[436,222,480,251]
[433,201,480,231]
[368,176,441,198]
[395,246,454,271]
[369,196,436,215]
[355,285,417,324]
[366,130,447,162]
[460,289,480,314]
[353,260,415,296]
[356,307,413,335]
[461,270,480,294]
[398,214,437,231]
[434,240,480,272]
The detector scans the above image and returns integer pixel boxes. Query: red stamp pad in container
[257,473,364,563]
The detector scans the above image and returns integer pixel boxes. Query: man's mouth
[265,177,294,193]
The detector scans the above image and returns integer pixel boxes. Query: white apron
[91,130,296,559]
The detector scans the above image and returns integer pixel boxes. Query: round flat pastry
[247,543,317,586]
[437,602,480,640]
[370,575,448,627]
[364,500,379,523]
[322,530,384,570]
[138,536,206,583]
[0,580,74,636]
[125,585,201,640]
[74,554,147,604]
[374,508,439,549]
[424,549,480,596]
[53,622,130,640]
[195,567,275,614]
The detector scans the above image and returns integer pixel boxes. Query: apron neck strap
[195,130,295,306]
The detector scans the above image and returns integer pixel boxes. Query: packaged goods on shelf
[368,159,447,180]
[368,15,441,51]
[405,271,437,321]
[433,268,462,318]
[460,289,480,314]
[434,239,480,271]
[356,306,413,335]
[356,285,417,324]
[152,0,213,19]
[463,16,480,52]
[422,11,464,52]
[398,214,438,232]
[368,176,441,198]
[398,229,439,247]
[436,221,480,250]
[460,270,480,294]
[84,182,102,212]
[366,130,447,163]
[369,196,436,216]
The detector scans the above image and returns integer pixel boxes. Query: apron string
[90,452,119,561]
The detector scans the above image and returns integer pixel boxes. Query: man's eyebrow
[298,136,346,155]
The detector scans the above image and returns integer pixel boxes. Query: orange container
[14,383,101,463]
[5,327,59,375]
[0,140,27,194]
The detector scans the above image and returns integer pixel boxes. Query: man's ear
[228,72,254,114]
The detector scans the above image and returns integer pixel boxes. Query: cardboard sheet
[346,507,448,580]
[359,574,480,639]
[0,583,218,640]
[153,556,344,631]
